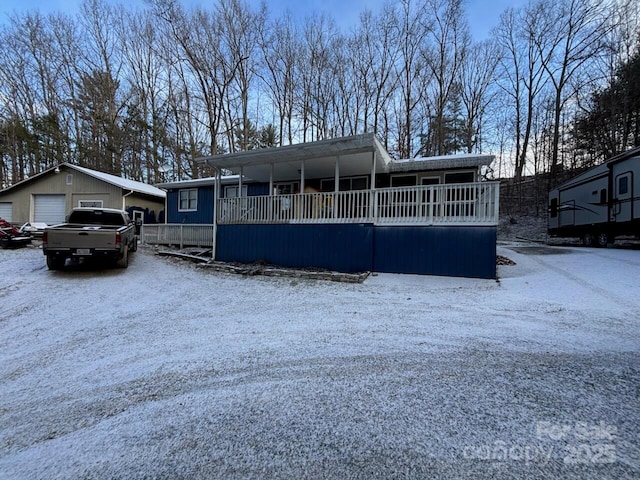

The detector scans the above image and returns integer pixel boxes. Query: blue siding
[373,226,497,279]
[167,183,269,223]
[216,224,497,278]
[217,224,374,273]
[167,187,214,224]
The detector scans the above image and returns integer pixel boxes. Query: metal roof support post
[299,160,306,221]
[370,151,377,223]
[333,156,340,219]
[212,169,221,260]
[269,163,274,195]
[269,163,274,222]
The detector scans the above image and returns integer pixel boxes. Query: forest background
[0,0,638,213]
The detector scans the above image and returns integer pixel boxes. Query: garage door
[34,194,66,225]
[0,202,11,222]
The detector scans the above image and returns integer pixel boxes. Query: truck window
[549,198,558,218]
[68,210,125,226]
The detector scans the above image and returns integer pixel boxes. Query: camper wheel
[596,232,610,247]
[581,232,595,247]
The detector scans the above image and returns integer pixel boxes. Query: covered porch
[193,133,499,278]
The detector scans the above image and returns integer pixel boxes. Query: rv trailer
[548,147,640,246]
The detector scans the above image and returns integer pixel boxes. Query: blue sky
[0,0,524,40]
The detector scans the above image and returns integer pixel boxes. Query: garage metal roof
[0,163,166,199]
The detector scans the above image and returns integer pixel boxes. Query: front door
[613,171,633,223]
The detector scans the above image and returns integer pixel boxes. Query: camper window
[618,177,628,195]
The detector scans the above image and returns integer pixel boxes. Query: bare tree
[394,0,431,158]
[459,40,500,153]
[350,7,400,142]
[534,0,614,175]
[77,0,127,174]
[118,10,169,182]
[495,5,548,181]
[298,13,341,142]
[216,0,265,152]
[258,12,299,146]
[421,0,470,156]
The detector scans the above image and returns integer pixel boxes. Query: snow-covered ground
[0,244,638,479]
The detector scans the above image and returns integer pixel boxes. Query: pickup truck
[42,208,137,270]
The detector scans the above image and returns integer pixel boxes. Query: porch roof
[196,133,392,182]
[389,154,494,173]
[155,175,246,189]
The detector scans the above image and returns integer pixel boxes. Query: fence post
[180,224,183,250]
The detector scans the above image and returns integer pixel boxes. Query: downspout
[122,190,134,211]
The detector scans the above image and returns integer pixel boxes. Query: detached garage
[0,163,166,225]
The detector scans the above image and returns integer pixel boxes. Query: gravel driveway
[0,243,638,479]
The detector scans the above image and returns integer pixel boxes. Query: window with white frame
[78,200,103,208]
[178,188,197,211]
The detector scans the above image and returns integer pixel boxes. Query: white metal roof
[0,163,166,198]
[197,133,393,182]
[389,154,494,173]
[196,133,495,182]
[155,175,246,189]
[69,164,166,198]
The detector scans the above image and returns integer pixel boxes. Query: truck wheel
[581,232,595,247]
[47,255,65,270]
[131,237,138,252]
[116,246,129,268]
[596,232,610,247]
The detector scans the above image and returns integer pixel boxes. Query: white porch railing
[218,182,499,226]
[141,224,214,248]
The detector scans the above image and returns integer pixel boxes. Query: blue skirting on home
[216,223,374,273]
[373,226,497,279]
[216,224,497,279]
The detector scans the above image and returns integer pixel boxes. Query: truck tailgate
[47,226,120,250]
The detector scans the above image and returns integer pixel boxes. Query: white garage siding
[0,202,12,222]
[34,194,66,225]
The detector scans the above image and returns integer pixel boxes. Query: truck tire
[116,246,129,268]
[47,255,65,270]
[581,232,595,247]
[131,237,138,252]
[596,232,610,247]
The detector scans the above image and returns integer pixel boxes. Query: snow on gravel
[0,243,638,479]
